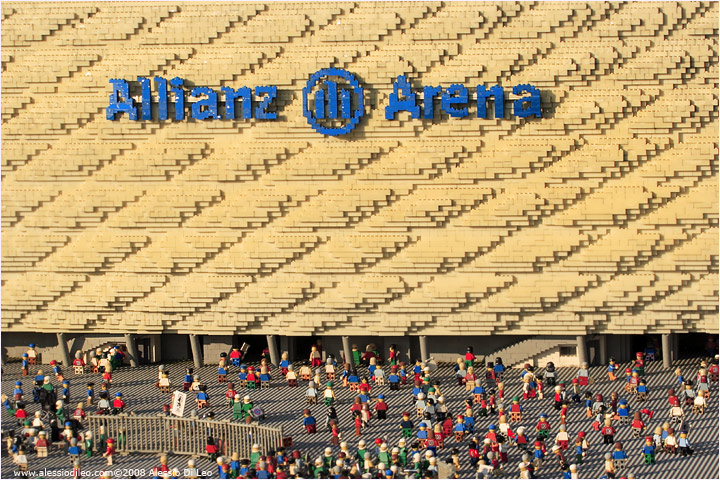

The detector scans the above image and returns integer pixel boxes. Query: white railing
[86,414,283,457]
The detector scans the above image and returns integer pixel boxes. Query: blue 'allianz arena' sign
[107,69,541,136]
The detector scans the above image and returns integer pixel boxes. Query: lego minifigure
[240,395,254,422]
[14,447,28,474]
[464,366,476,392]
[494,357,506,380]
[508,396,522,422]
[669,397,684,425]
[96,391,110,415]
[298,363,312,382]
[466,379,482,403]
[27,344,39,365]
[464,347,476,368]
[641,436,655,464]
[453,414,466,441]
[59,379,71,404]
[285,364,298,387]
[196,384,210,409]
[675,367,684,384]
[555,424,569,450]
[434,395,447,422]
[82,431,92,458]
[564,379,579,405]
[73,352,86,375]
[101,365,112,386]
[634,352,645,376]
[206,438,219,462]
[50,360,64,382]
[385,366,400,391]
[513,426,527,451]
[21,354,29,376]
[603,452,614,477]
[186,458,199,479]
[572,437,583,465]
[183,368,193,391]
[522,372,537,400]
[388,344,399,366]
[111,392,125,414]
[543,361,556,387]
[399,411,414,439]
[68,437,81,464]
[73,402,86,425]
[548,385,562,412]
[536,413,550,439]
[361,403,372,427]
[708,355,719,382]
[229,346,243,366]
[305,381,318,404]
[612,442,627,470]
[374,364,385,385]
[244,366,257,389]
[302,408,316,433]
[12,381,23,402]
[218,359,227,383]
[601,418,615,444]
[617,398,630,424]
[220,383,234,407]
[277,352,290,377]
[532,441,544,469]
[374,393,388,420]
[693,391,707,414]
[35,430,49,457]
[678,431,693,456]
[607,357,618,381]
[103,438,115,465]
[309,345,322,368]
[398,361,408,385]
[664,427,678,454]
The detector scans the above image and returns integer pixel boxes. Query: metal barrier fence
[87,415,283,458]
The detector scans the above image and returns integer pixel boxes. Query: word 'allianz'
[106,77,277,121]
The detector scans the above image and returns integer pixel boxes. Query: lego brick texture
[1,2,718,336]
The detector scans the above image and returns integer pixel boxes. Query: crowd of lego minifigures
[2,341,718,479]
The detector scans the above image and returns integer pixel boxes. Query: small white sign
[171,391,187,417]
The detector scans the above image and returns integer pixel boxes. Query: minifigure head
[614,442,623,450]
[604,418,611,427]
[243,395,251,404]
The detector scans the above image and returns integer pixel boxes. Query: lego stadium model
[1,1,718,478]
